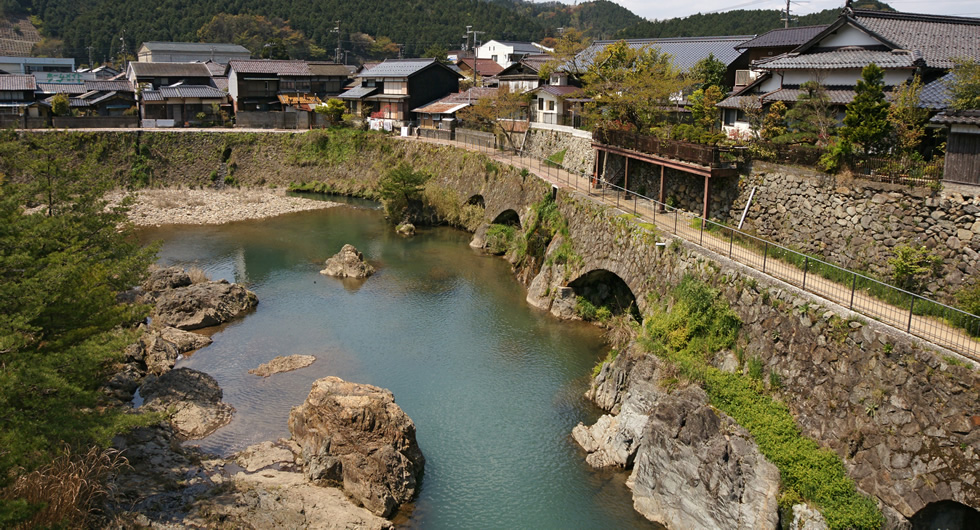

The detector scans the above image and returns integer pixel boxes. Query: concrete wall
[52,116,138,129]
[235,111,308,130]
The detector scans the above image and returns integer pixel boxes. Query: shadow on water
[141,205,658,530]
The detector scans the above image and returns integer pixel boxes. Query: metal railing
[410,133,980,362]
[594,128,735,169]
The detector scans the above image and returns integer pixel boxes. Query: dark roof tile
[736,25,828,50]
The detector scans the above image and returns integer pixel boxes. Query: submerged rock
[288,376,424,517]
[152,280,258,330]
[396,223,416,236]
[249,354,317,377]
[320,244,376,279]
[139,367,235,440]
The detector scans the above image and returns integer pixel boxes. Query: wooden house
[338,58,461,126]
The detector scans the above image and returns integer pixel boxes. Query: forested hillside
[3,0,639,64]
[617,0,894,39]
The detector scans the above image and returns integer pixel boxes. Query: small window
[538,98,544,111]
[548,100,555,111]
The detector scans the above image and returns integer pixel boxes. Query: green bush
[640,276,883,529]
[575,296,598,321]
[484,224,517,255]
[888,244,942,294]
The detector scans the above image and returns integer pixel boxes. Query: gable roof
[358,58,461,79]
[457,57,505,77]
[228,60,312,76]
[485,40,542,54]
[140,41,251,55]
[129,62,212,78]
[931,109,980,126]
[851,10,980,69]
[756,49,920,70]
[142,85,227,101]
[0,74,36,91]
[308,62,352,77]
[84,80,135,92]
[576,35,752,73]
[736,25,828,50]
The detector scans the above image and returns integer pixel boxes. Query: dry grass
[187,266,210,284]
[2,445,129,528]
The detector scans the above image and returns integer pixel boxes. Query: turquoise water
[140,201,655,529]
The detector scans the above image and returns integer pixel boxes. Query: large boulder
[143,266,192,292]
[320,245,376,279]
[152,280,258,330]
[249,355,317,377]
[288,377,424,517]
[139,368,234,440]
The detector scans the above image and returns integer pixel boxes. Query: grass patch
[485,224,517,255]
[640,276,884,530]
[544,148,567,168]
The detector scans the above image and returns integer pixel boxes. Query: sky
[597,0,980,22]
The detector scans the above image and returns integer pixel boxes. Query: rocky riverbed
[107,188,338,226]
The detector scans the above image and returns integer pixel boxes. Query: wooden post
[624,157,629,198]
[658,164,666,210]
[702,175,711,220]
[592,149,600,187]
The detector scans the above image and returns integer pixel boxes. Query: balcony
[594,128,738,170]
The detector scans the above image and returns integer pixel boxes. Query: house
[140,85,229,126]
[495,55,549,93]
[731,25,828,90]
[528,84,586,129]
[0,55,74,74]
[455,58,504,86]
[127,62,214,90]
[476,40,550,68]
[0,74,39,124]
[931,111,980,187]
[338,58,462,126]
[137,42,251,64]
[718,8,980,135]
[412,87,498,130]
[226,60,351,112]
[36,78,136,116]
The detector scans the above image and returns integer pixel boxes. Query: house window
[547,100,555,112]
[724,109,736,126]
[384,80,408,95]
[537,98,544,111]
[491,55,498,63]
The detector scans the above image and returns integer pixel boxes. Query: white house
[476,40,550,68]
[137,42,251,64]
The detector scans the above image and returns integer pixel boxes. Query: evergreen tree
[780,81,836,146]
[840,63,892,154]
[690,85,723,132]
[946,58,980,111]
[759,100,787,141]
[690,54,727,92]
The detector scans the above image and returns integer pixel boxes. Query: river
[139,198,655,529]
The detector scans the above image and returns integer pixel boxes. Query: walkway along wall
[525,189,979,526]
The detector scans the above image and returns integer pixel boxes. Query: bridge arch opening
[467,195,485,208]
[910,500,979,529]
[568,269,641,322]
[491,209,521,228]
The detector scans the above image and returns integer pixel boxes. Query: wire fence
[417,131,980,362]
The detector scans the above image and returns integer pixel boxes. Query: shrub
[484,224,517,255]
[888,244,942,294]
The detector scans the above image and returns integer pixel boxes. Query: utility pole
[782,0,794,28]
[397,44,404,59]
[87,46,94,67]
[332,21,342,64]
[119,29,128,60]
[464,26,472,56]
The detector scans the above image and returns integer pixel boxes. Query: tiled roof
[853,10,980,69]
[457,58,505,77]
[36,82,87,94]
[308,63,352,77]
[141,90,164,102]
[211,77,229,91]
[0,74,36,90]
[931,110,980,125]
[577,35,752,73]
[158,85,227,99]
[717,94,762,110]
[228,60,311,76]
[140,41,250,54]
[359,58,456,78]
[202,61,227,76]
[534,85,582,97]
[413,101,470,114]
[129,62,212,78]
[337,85,377,99]
[736,25,828,50]
[489,41,542,53]
[756,49,918,70]
[84,80,134,92]
[765,88,858,105]
[920,73,951,110]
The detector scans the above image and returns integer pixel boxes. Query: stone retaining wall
[523,128,594,176]
[539,193,980,525]
[729,162,980,298]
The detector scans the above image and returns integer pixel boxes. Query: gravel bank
[109,188,338,226]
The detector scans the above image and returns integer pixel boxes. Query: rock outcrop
[320,244,375,279]
[574,349,780,529]
[139,367,234,440]
[396,223,415,236]
[143,266,192,292]
[152,279,258,330]
[249,354,317,377]
[288,377,424,517]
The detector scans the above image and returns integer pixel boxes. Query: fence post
[633,194,637,216]
[907,296,915,333]
[849,273,857,310]
[728,228,734,258]
[699,217,705,246]
[762,242,768,274]
[673,209,678,234]
[802,256,809,291]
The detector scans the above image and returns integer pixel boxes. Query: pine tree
[888,75,928,155]
[840,63,892,155]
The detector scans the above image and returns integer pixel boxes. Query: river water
[139,198,655,529]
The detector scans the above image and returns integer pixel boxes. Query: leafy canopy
[888,75,928,155]
[581,40,688,132]
[946,58,980,111]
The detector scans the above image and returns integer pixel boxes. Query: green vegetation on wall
[640,276,884,530]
